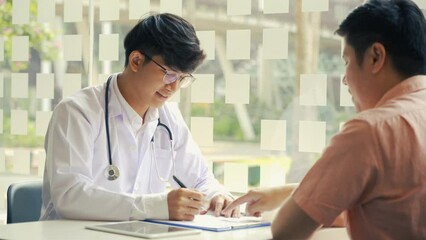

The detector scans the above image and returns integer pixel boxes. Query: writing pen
[173,175,187,188]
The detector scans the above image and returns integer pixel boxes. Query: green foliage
[0,0,59,72]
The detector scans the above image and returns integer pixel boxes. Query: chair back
[7,180,43,224]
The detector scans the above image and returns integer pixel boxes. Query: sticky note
[260,163,286,187]
[129,0,150,20]
[12,36,29,61]
[226,74,250,104]
[37,0,55,23]
[99,34,119,61]
[227,0,251,16]
[11,110,28,135]
[0,74,3,97]
[100,0,119,21]
[62,74,81,98]
[191,117,213,146]
[224,163,248,192]
[64,0,82,22]
[11,73,28,98]
[97,74,111,85]
[263,28,288,59]
[12,149,30,175]
[226,30,251,60]
[191,74,214,103]
[340,75,354,107]
[36,73,54,99]
[0,37,3,61]
[299,74,327,106]
[302,0,329,12]
[261,120,286,151]
[197,31,215,60]
[36,111,52,136]
[160,0,182,16]
[299,121,326,153]
[263,0,289,14]
[63,35,82,61]
[12,0,29,24]
[413,0,426,9]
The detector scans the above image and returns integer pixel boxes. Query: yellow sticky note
[298,121,326,153]
[11,73,28,98]
[36,73,54,99]
[99,34,119,61]
[160,0,182,16]
[263,0,289,14]
[191,117,214,146]
[12,149,31,175]
[129,0,150,20]
[197,31,215,60]
[191,74,214,103]
[261,120,286,151]
[37,0,55,23]
[12,36,29,61]
[12,0,29,24]
[36,111,52,136]
[226,74,250,104]
[64,0,82,22]
[302,0,329,12]
[299,74,327,106]
[227,0,251,15]
[226,30,251,60]
[263,28,288,59]
[11,110,28,135]
[0,74,3,98]
[224,163,248,193]
[62,74,81,98]
[100,0,119,21]
[63,35,82,61]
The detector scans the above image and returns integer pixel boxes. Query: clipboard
[144,214,271,232]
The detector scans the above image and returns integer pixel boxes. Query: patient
[223,0,426,239]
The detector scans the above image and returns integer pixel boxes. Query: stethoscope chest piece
[105,165,120,181]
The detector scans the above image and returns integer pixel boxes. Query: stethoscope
[104,76,176,181]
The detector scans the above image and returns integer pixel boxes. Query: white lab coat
[40,74,228,221]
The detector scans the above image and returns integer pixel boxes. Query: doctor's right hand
[167,188,206,221]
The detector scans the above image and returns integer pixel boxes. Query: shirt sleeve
[293,119,380,226]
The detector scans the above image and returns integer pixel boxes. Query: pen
[173,175,187,188]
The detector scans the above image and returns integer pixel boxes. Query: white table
[0,220,349,240]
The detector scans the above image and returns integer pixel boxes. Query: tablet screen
[86,221,201,238]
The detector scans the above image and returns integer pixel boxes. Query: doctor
[40,13,238,221]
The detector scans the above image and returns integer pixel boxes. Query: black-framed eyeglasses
[143,53,195,88]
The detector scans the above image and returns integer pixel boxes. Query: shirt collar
[375,75,426,107]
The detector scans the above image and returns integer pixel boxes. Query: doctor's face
[134,53,183,108]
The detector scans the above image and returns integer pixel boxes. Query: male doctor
[40,13,238,221]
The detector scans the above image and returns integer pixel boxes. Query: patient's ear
[370,42,386,74]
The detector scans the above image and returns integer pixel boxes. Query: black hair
[335,0,426,77]
[123,13,206,73]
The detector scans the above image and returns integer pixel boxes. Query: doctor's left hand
[203,194,240,218]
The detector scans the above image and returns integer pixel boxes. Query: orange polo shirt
[293,75,426,239]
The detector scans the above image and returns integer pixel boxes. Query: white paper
[263,0,289,14]
[36,111,52,136]
[12,149,30,175]
[36,73,54,99]
[191,117,213,146]
[11,73,28,98]
[197,31,215,60]
[37,0,55,23]
[100,0,119,21]
[12,36,29,61]
[191,74,214,103]
[12,0,29,24]
[263,28,288,59]
[299,74,327,106]
[260,120,286,151]
[64,0,83,22]
[302,0,329,12]
[11,110,28,135]
[129,0,150,20]
[227,0,251,15]
[226,30,251,60]
[62,74,81,98]
[298,121,326,153]
[99,34,119,61]
[63,35,82,61]
[160,0,182,16]
[225,74,250,104]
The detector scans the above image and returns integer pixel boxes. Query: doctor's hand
[221,185,297,217]
[167,188,206,221]
[203,194,240,218]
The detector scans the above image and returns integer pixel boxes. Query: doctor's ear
[129,51,144,71]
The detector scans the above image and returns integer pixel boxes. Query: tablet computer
[86,221,201,239]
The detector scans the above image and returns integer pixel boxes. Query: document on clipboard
[144,214,271,232]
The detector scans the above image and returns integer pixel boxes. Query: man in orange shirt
[223,0,426,239]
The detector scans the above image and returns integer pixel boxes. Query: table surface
[0,220,350,240]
